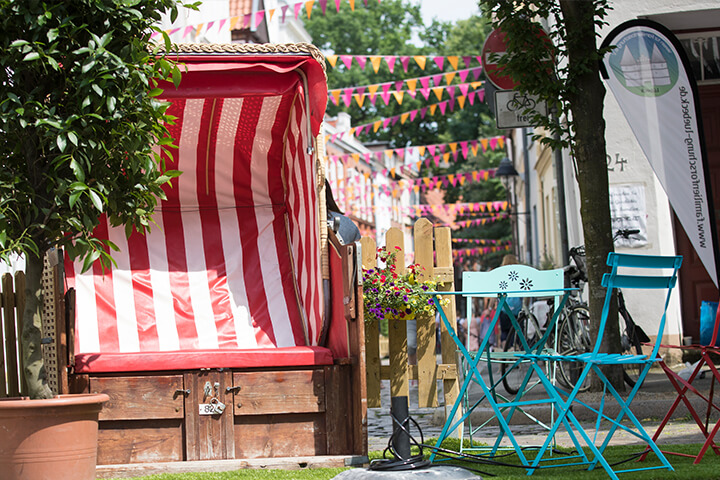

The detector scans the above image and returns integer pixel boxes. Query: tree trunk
[22,251,53,399]
[559,0,623,391]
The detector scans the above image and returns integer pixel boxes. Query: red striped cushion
[65,57,326,370]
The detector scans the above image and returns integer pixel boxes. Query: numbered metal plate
[199,400,226,415]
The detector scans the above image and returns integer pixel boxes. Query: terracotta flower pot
[0,393,109,480]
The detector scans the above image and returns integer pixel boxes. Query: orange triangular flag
[481,138,489,151]
[195,23,204,36]
[385,149,393,158]
[432,87,444,101]
[471,144,479,156]
[353,94,365,107]
[370,56,382,73]
[305,1,315,18]
[443,153,450,162]
[390,167,396,176]
[471,81,483,89]
[268,8,276,21]
[368,84,379,96]
[429,104,437,115]
[458,176,466,185]
[349,0,355,10]
[406,79,417,91]
[414,185,420,193]
[392,91,404,105]
[348,127,356,136]
[330,90,341,104]
[457,96,466,109]
[448,56,459,70]
[351,153,360,163]
[230,15,241,29]
[326,54,338,67]
[418,146,426,156]
[497,137,505,149]
[416,161,422,169]
[449,142,458,153]
[400,113,409,124]
[373,121,382,132]
[413,55,427,70]
[444,72,456,85]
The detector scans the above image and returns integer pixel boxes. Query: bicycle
[500,302,545,395]
[555,229,649,391]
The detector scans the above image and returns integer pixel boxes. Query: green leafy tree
[477,0,622,389]
[305,4,511,265]
[0,0,196,399]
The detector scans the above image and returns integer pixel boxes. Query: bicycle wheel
[557,305,591,392]
[501,311,539,395]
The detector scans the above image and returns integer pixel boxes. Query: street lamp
[496,157,519,257]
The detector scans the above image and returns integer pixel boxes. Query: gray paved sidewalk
[367,363,720,452]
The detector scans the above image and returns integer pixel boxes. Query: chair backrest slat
[602,274,678,290]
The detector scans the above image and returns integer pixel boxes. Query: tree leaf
[70,158,85,181]
[56,135,67,152]
[67,131,78,146]
[106,96,116,112]
[23,52,40,61]
[88,189,103,212]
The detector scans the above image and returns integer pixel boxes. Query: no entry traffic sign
[482,28,517,90]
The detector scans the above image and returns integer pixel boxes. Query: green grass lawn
[124,441,720,480]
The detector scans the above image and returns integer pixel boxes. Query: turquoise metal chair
[521,252,682,479]
[430,265,571,465]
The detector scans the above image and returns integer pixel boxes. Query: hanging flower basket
[362,247,447,324]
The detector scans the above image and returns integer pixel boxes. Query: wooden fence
[361,218,461,428]
[1,271,26,397]
[0,251,65,398]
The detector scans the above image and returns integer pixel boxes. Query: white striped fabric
[65,73,323,359]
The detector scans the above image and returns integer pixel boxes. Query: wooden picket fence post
[361,218,460,433]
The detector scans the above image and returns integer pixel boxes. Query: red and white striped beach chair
[61,44,366,468]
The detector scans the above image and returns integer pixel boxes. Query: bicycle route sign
[494,90,548,128]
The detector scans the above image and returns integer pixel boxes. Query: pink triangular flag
[407,90,417,99]
[380,90,392,105]
[438,144,445,154]
[438,101,448,115]
[472,66,482,80]
[400,56,411,72]
[420,107,427,118]
[431,74,443,87]
[392,116,399,126]
[478,90,485,102]
[382,118,392,128]
[342,88,353,107]
[281,4,289,22]
[183,25,194,38]
[255,11,264,28]
[386,56,396,73]
[356,56,367,70]
[335,0,341,11]
[294,2,303,19]
[340,55,353,69]
[463,56,472,68]
[218,19,227,30]
[409,110,418,122]
[460,141,469,159]
[459,84,470,97]
[319,0,327,14]
[490,138,498,150]
[446,85,456,98]
[433,56,444,70]
[467,91,476,105]
[428,145,436,156]
[459,69,469,83]
[206,21,215,31]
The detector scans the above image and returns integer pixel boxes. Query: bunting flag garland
[437,214,510,230]
[153,0,385,39]
[325,90,486,144]
[371,169,496,197]
[330,80,484,107]
[326,54,483,73]
[346,201,510,216]
[327,136,507,172]
[452,238,509,246]
[453,244,512,260]
[327,67,483,106]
